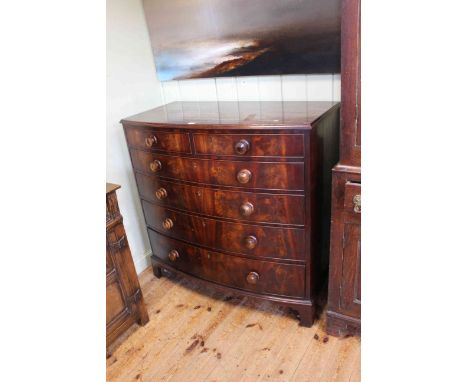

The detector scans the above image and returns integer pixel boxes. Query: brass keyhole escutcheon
[353,194,361,213]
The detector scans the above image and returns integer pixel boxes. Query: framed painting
[142,0,341,81]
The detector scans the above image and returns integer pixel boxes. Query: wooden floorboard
[107,267,361,382]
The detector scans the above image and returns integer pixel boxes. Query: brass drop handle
[244,235,258,249]
[145,135,158,147]
[162,218,174,230]
[168,249,179,262]
[150,159,162,173]
[240,202,254,217]
[353,194,361,213]
[246,271,259,285]
[237,169,252,184]
[155,188,168,200]
[235,139,250,155]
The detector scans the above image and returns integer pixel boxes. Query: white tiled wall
[161,74,341,104]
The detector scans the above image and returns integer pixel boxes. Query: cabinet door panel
[106,228,133,331]
[106,279,127,325]
[340,222,361,316]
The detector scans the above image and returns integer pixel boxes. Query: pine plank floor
[107,267,360,382]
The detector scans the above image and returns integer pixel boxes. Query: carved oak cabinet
[122,101,339,326]
[106,183,149,349]
[326,0,362,336]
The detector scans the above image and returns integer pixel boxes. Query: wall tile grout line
[177,80,182,102]
[332,73,335,101]
[280,75,284,102]
[160,82,167,105]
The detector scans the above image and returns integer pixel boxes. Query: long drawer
[130,149,305,191]
[148,229,306,298]
[141,200,305,261]
[136,173,305,225]
[193,133,305,157]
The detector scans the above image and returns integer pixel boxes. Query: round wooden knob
[149,159,162,173]
[244,235,258,249]
[246,271,259,285]
[235,139,250,155]
[240,202,254,217]
[237,169,252,184]
[145,135,158,147]
[162,218,174,230]
[168,249,179,262]
[155,188,168,200]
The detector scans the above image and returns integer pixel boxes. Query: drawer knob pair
[240,202,254,217]
[235,139,250,155]
[145,135,158,147]
[237,169,252,184]
[162,218,174,230]
[353,194,361,213]
[150,159,162,173]
[168,249,179,262]
[155,188,168,200]
[246,271,260,285]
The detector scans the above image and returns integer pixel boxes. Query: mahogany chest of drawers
[122,101,339,326]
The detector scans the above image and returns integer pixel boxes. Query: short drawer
[148,229,306,298]
[141,200,306,260]
[193,133,304,157]
[136,173,305,225]
[130,150,305,191]
[124,126,191,153]
[344,181,361,214]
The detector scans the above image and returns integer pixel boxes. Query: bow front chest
[122,101,339,326]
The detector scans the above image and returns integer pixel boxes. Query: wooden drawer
[136,173,305,225]
[193,133,304,157]
[125,126,191,153]
[141,200,306,261]
[130,149,305,191]
[344,181,361,215]
[148,229,306,298]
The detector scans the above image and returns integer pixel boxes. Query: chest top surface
[121,101,339,130]
[106,183,121,195]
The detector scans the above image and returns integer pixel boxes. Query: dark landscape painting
[142,0,341,81]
